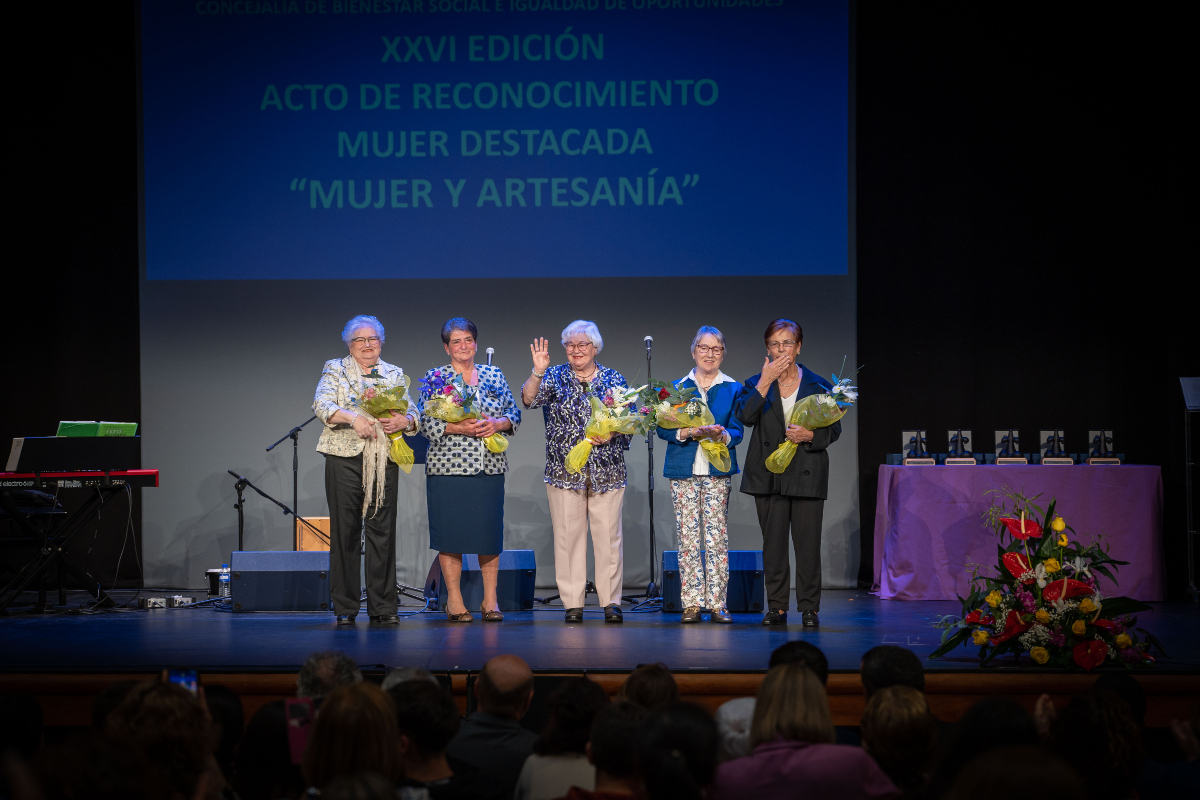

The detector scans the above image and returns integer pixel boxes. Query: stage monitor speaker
[661,550,764,613]
[230,551,331,612]
[423,550,535,612]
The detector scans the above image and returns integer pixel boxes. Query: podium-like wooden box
[294,517,331,551]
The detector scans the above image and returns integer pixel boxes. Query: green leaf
[1091,564,1118,585]
[1136,628,1170,658]
[928,627,972,660]
[1100,597,1153,617]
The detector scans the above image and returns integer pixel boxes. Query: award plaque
[902,430,936,466]
[1087,429,1120,465]
[945,429,975,465]
[1040,429,1074,465]
[994,429,1027,465]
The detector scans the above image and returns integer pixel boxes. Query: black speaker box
[661,550,764,612]
[230,551,331,612]
[424,550,536,612]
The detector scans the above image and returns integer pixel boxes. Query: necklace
[778,368,799,387]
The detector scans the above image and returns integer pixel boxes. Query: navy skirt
[426,473,505,555]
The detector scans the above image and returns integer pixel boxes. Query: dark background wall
[6,3,1196,597]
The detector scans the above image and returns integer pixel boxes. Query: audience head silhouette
[297,650,363,703]
[768,640,830,685]
[302,682,399,789]
[750,662,835,748]
[616,662,680,711]
[860,645,925,698]
[476,654,535,719]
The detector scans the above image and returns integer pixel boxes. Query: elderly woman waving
[418,318,520,623]
[522,320,630,624]
[656,326,744,624]
[312,315,418,627]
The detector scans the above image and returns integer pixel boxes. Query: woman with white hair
[522,320,630,624]
[656,326,744,624]
[312,315,418,627]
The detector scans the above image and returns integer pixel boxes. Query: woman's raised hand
[531,337,551,372]
[762,355,791,383]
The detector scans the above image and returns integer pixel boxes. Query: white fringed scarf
[350,358,389,518]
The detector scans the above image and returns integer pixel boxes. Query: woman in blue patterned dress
[521,320,630,624]
[418,318,520,622]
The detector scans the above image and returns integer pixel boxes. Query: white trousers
[546,484,625,608]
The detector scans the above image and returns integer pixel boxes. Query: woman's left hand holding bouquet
[587,430,614,446]
[785,424,814,444]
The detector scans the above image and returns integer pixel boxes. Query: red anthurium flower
[1073,640,1107,671]
[999,517,1043,540]
[980,615,995,626]
[1002,552,1034,583]
[1042,578,1093,604]
[990,610,1032,645]
[965,610,981,624]
[1091,618,1117,630]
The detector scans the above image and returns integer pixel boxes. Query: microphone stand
[642,336,659,601]
[267,416,318,543]
[227,470,329,550]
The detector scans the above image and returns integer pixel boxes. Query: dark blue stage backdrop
[142,1,847,280]
[137,1,858,594]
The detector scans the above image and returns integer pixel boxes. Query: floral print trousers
[670,475,732,610]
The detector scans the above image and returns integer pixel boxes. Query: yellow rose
[1078,598,1096,614]
[1115,633,1132,649]
[1051,516,1066,532]
[1057,533,1069,547]
[1071,620,1087,637]
[1035,609,1051,624]
[985,590,1003,608]
[972,630,990,646]
[1043,558,1062,574]
[1030,646,1050,664]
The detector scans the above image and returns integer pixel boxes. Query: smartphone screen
[167,668,199,695]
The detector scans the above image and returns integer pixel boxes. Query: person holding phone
[736,319,841,628]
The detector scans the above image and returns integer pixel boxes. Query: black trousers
[324,453,399,617]
[754,494,824,612]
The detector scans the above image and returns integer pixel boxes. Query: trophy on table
[1040,429,1074,465]
[994,429,1027,465]
[902,430,936,466]
[945,429,976,465]
[1087,430,1120,465]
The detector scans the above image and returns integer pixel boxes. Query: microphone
[486,347,494,366]
[644,335,653,354]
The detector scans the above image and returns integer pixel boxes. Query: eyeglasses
[564,342,594,352]
[767,340,797,350]
[350,336,381,346]
[695,346,725,356]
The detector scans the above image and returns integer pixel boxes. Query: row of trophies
[889,429,1123,466]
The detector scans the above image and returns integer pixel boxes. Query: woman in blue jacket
[657,326,744,623]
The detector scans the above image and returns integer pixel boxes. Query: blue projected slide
[141,2,847,280]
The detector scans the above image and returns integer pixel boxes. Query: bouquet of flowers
[564,385,655,474]
[930,488,1163,670]
[420,369,508,454]
[765,368,858,474]
[653,391,732,473]
[357,372,415,473]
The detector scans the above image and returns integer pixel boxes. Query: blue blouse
[417,364,521,476]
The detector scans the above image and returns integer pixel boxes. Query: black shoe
[604,604,624,624]
[336,614,356,626]
[711,607,733,624]
[802,610,819,627]
[680,606,701,623]
[564,607,584,623]
[761,609,788,626]
[369,614,400,625]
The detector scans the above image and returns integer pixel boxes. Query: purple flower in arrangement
[1049,629,1066,647]
[441,385,455,395]
[1016,590,1036,613]
[640,406,651,414]
[603,395,616,407]
[452,396,463,407]
[1119,647,1142,663]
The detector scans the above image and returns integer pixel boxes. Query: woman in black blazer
[736,319,841,627]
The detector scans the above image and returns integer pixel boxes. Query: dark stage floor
[2,590,1198,673]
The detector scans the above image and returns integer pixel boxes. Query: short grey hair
[381,666,442,692]
[561,320,603,352]
[297,650,363,701]
[691,325,726,355]
[341,315,385,347]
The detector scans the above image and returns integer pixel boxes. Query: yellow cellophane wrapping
[360,392,416,474]
[565,397,646,474]
[423,395,509,454]
[654,402,731,473]
[764,394,848,475]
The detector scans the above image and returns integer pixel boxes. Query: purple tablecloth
[872,465,1165,601]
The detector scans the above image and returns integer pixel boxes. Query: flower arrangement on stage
[765,368,858,474]
[930,489,1163,670]
[564,384,654,474]
[419,368,509,454]
[357,371,415,473]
